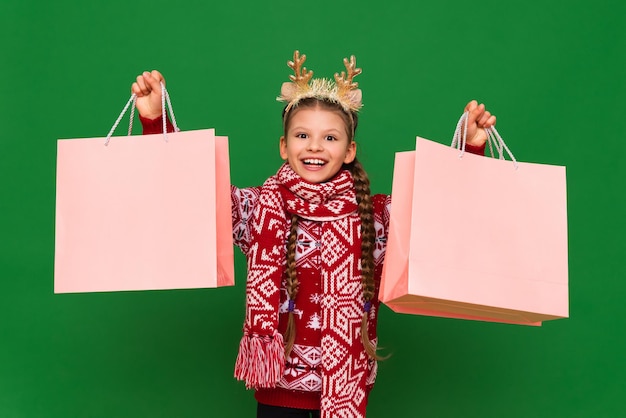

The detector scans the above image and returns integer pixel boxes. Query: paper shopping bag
[380,137,568,325]
[54,129,234,293]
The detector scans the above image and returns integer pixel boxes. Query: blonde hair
[282,98,382,360]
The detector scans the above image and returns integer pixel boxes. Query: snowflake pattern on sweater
[231,185,390,412]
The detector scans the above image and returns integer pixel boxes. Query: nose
[307,137,323,152]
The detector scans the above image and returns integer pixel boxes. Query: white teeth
[304,159,325,165]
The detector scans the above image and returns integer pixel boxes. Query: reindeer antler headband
[277,50,363,114]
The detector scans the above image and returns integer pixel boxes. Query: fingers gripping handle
[451,112,517,168]
[104,82,180,146]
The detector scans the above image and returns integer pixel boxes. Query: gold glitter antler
[278,51,363,112]
[334,55,362,97]
[288,50,313,90]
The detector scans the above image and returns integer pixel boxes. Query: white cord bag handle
[104,82,180,146]
[451,111,518,169]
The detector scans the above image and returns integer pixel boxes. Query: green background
[1,0,624,417]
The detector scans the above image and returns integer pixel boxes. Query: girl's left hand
[131,70,166,120]
[463,100,496,147]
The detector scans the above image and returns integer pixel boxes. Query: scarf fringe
[234,329,285,389]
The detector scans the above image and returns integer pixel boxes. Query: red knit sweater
[140,115,485,411]
[231,185,390,410]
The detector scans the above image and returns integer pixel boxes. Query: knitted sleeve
[139,114,175,135]
[465,142,486,156]
[372,193,391,269]
[231,185,261,254]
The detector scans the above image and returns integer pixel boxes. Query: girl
[132,51,494,418]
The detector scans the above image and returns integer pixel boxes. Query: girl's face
[280,107,356,184]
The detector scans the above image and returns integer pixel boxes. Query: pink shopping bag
[54,128,234,293]
[380,131,568,325]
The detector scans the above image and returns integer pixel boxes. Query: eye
[295,133,308,139]
[325,135,337,141]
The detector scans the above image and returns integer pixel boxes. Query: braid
[350,158,382,360]
[284,214,300,357]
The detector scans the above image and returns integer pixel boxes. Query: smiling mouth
[303,158,326,166]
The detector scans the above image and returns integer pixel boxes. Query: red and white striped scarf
[235,162,372,417]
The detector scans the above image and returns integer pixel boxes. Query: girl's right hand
[131,70,165,120]
[462,100,496,148]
